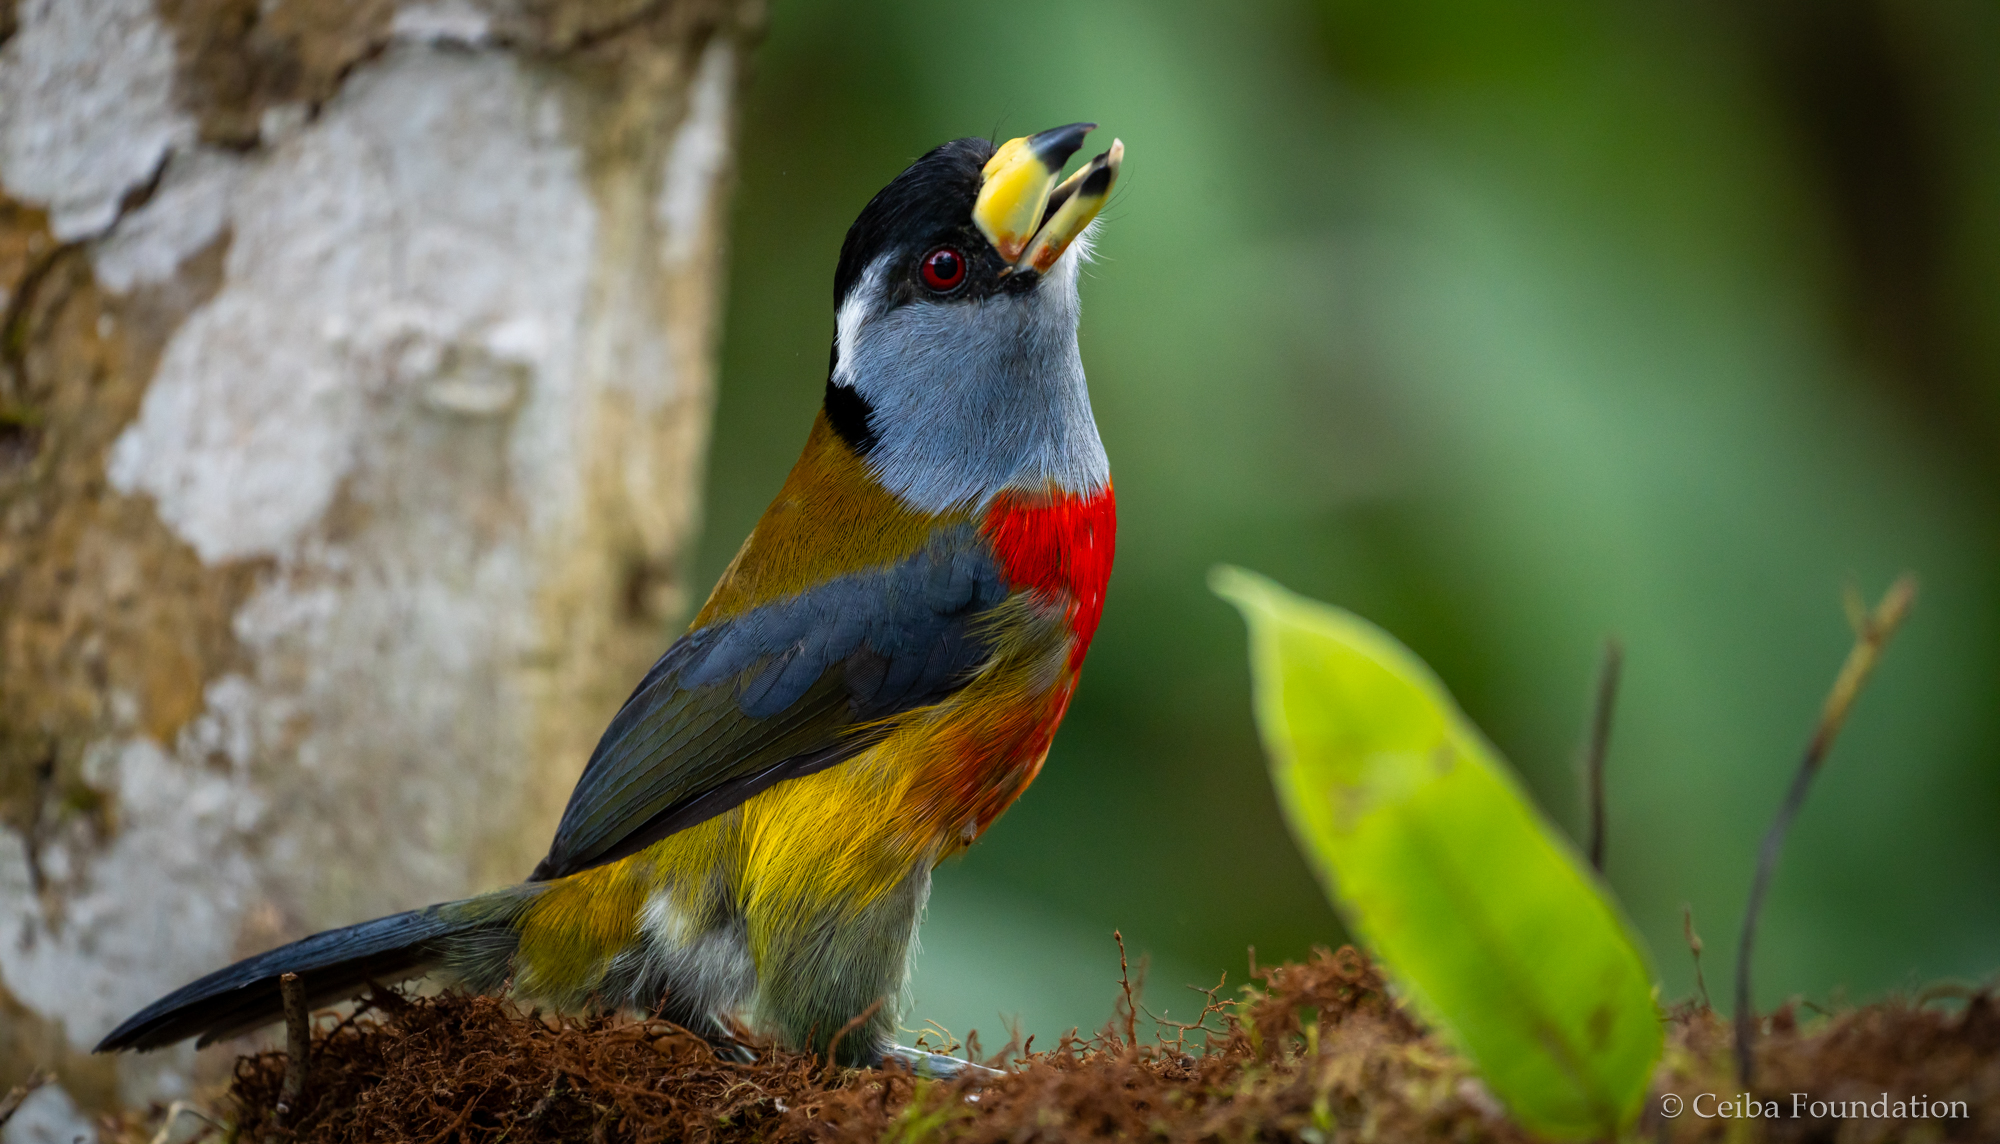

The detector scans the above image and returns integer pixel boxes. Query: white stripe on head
[831,259,886,389]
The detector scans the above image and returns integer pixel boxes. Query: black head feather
[832,137,996,309]
[826,138,1002,454]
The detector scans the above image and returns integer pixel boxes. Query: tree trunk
[0,0,752,1118]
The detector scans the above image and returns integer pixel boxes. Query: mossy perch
[77,948,2000,1144]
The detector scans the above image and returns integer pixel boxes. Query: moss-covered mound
[98,948,2000,1143]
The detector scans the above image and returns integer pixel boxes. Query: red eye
[920,246,967,292]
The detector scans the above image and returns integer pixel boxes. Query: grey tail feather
[94,887,539,1053]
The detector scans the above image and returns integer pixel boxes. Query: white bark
[0,0,745,1114]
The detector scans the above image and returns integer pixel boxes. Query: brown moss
[801,946,1517,1144]
[1653,994,2000,1142]
[97,950,1512,1143]
[87,948,2000,1144]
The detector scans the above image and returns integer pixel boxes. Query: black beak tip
[1028,122,1097,171]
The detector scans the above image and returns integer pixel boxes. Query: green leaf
[1212,566,1661,1141]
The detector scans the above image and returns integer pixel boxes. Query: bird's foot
[686,1015,758,1064]
[878,1044,1002,1081]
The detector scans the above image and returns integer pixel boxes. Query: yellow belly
[510,605,1073,999]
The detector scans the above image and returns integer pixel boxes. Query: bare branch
[1682,902,1711,1011]
[0,1071,51,1131]
[1734,574,1917,1086]
[279,972,310,1119]
[1583,638,1623,872]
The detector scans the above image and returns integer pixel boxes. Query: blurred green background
[695,0,2000,1043]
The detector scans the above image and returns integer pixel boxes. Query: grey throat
[832,235,1111,514]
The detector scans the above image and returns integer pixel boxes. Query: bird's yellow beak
[973,123,1123,272]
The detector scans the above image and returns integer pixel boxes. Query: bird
[96,123,1123,1077]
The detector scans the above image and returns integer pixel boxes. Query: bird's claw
[879,1044,1002,1081]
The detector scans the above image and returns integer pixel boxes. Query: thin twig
[146,1100,222,1144]
[823,996,884,1075]
[913,1018,958,1056]
[1734,575,1917,1087]
[1583,638,1623,872]
[1114,930,1137,1048]
[1682,903,1711,1011]
[279,972,309,1118]
[0,1071,50,1131]
[1152,972,1232,1054]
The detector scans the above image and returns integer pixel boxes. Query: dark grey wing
[530,523,1008,880]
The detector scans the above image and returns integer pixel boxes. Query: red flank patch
[982,485,1117,667]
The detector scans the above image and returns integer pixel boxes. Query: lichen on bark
[0,0,756,1115]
